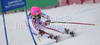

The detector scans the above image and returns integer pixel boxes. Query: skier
[25,6,75,42]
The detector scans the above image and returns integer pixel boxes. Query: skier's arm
[41,12,51,25]
[25,19,50,36]
[25,19,39,36]
[41,12,51,20]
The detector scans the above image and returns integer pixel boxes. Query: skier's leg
[42,24,75,37]
[43,24,65,33]
[27,26,59,41]
[38,30,58,41]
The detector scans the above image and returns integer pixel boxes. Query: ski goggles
[32,14,41,18]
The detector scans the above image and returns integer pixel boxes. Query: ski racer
[25,6,75,42]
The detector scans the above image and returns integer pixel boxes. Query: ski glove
[38,29,45,36]
[45,20,51,25]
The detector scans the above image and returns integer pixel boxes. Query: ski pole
[38,36,41,43]
[51,22,97,26]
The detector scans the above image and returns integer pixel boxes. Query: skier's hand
[45,20,51,25]
[38,30,45,36]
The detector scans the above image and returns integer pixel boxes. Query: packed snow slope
[0,3,100,45]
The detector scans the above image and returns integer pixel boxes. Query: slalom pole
[51,22,97,26]
[25,6,37,45]
[1,0,9,45]
[1,12,9,45]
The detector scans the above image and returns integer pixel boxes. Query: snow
[0,3,100,45]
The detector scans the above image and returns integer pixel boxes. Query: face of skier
[32,13,41,20]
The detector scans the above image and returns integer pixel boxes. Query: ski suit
[25,12,65,38]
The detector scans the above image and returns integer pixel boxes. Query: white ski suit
[25,12,65,38]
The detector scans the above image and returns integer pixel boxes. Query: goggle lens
[32,14,41,18]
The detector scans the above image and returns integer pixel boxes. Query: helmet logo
[34,10,39,13]
[34,10,39,14]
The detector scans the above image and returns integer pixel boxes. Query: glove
[38,29,45,36]
[45,20,51,25]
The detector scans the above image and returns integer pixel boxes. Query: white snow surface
[0,3,100,45]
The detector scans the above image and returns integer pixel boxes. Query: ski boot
[48,34,59,43]
[64,28,75,37]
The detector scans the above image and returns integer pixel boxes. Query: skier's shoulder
[26,12,32,19]
[41,11,47,16]
[25,12,33,22]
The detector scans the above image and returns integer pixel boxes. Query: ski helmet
[31,6,41,15]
